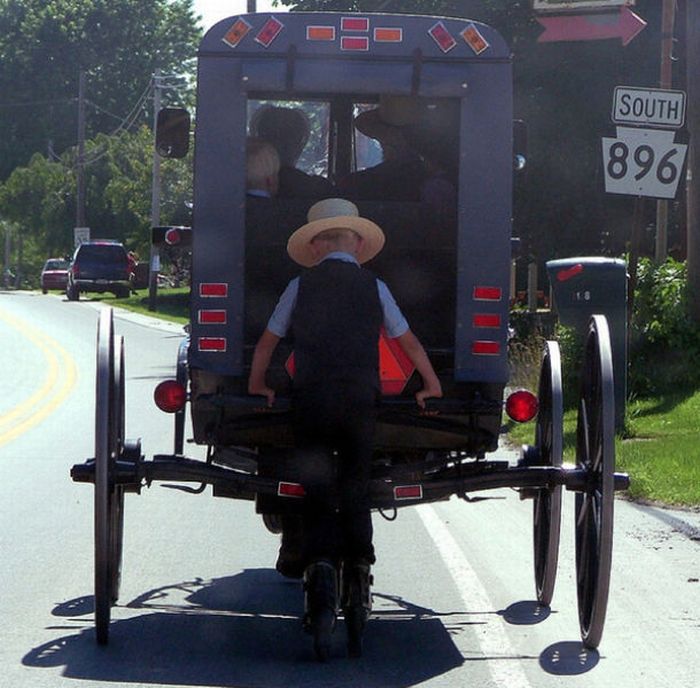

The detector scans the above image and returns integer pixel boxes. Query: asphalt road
[0,290,698,688]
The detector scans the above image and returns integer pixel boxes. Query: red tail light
[505,389,538,423]
[154,380,187,413]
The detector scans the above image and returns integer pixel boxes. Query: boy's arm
[248,328,281,407]
[395,329,443,409]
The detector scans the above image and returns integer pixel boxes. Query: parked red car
[40,258,70,293]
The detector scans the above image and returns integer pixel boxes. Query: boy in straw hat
[248,197,442,659]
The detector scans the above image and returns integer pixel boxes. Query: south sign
[612,86,686,129]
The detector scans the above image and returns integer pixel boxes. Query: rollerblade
[341,560,372,658]
[303,560,338,661]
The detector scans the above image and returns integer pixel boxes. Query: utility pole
[76,71,87,232]
[148,71,162,312]
[655,0,676,262]
[247,1,257,12]
[687,0,700,321]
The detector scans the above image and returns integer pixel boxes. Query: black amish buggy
[72,10,629,655]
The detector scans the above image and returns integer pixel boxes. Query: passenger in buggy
[246,137,280,198]
[248,198,442,660]
[249,104,336,199]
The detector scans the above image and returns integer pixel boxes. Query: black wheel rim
[533,340,563,606]
[575,315,615,649]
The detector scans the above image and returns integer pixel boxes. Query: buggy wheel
[174,336,188,455]
[533,340,563,607]
[94,308,125,645]
[575,315,615,649]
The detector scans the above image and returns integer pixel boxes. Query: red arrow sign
[537,7,647,46]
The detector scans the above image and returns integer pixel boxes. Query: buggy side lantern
[156,108,191,159]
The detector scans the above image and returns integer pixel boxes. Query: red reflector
[473,313,501,328]
[278,481,305,498]
[472,340,500,356]
[557,263,584,282]
[222,18,252,48]
[394,485,423,501]
[341,36,369,51]
[341,16,369,32]
[307,25,335,41]
[429,21,457,53]
[374,27,403,42]
[255,16,284,47]
[506,390,539,423]
[198,337,227,352]
[198,309,227,324]
[473,286,502,301]
[200,283,228,297]
[154,380,187,413]
[165,228,181,245]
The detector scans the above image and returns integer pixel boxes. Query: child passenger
[247,197,442,660]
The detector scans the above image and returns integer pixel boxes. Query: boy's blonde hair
[246,137,280,190]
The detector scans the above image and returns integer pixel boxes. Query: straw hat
[354,95,426,142]
[287,198,385,267]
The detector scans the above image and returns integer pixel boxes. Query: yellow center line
[0,307,78,447]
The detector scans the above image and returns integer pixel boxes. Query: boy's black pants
[293,378,377,566]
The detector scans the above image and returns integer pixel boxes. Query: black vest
[292,259,382,388]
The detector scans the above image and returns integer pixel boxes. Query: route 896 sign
[602,126,688,199]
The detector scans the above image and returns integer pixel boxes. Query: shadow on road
[24,568,466,687]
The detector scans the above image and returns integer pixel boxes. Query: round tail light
[505,389,539,423]
[165,228,181,245]
[154,380,187,413]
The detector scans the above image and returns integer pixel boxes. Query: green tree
[0,0,201,180]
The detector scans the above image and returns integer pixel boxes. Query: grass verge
[84,287,190,324]
[506,390,700,508]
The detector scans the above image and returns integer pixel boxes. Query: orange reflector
[461,23,489,55]
[374,27,403,42]
[341,16,369,32]
[506,390,539,423]
[198,309,227,325]
[341,36,369,50]
[200,283,228,298]
[473,286,502,301]
[198,337,227,352]
[472,340,500,355]
[473,313,501,328]
[307,25,335,41]
[394,485,423,501]
[222,18,252,48]
[154,380,187,413]
[278,481,306,498]
[429,21,457,53]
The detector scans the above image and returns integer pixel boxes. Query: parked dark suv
[66,240,132,301]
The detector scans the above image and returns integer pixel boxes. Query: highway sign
[612,87,686,128]
[602,127,687,199]
[74,227,90,246]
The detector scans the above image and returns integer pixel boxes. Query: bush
[630,258,700,395]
